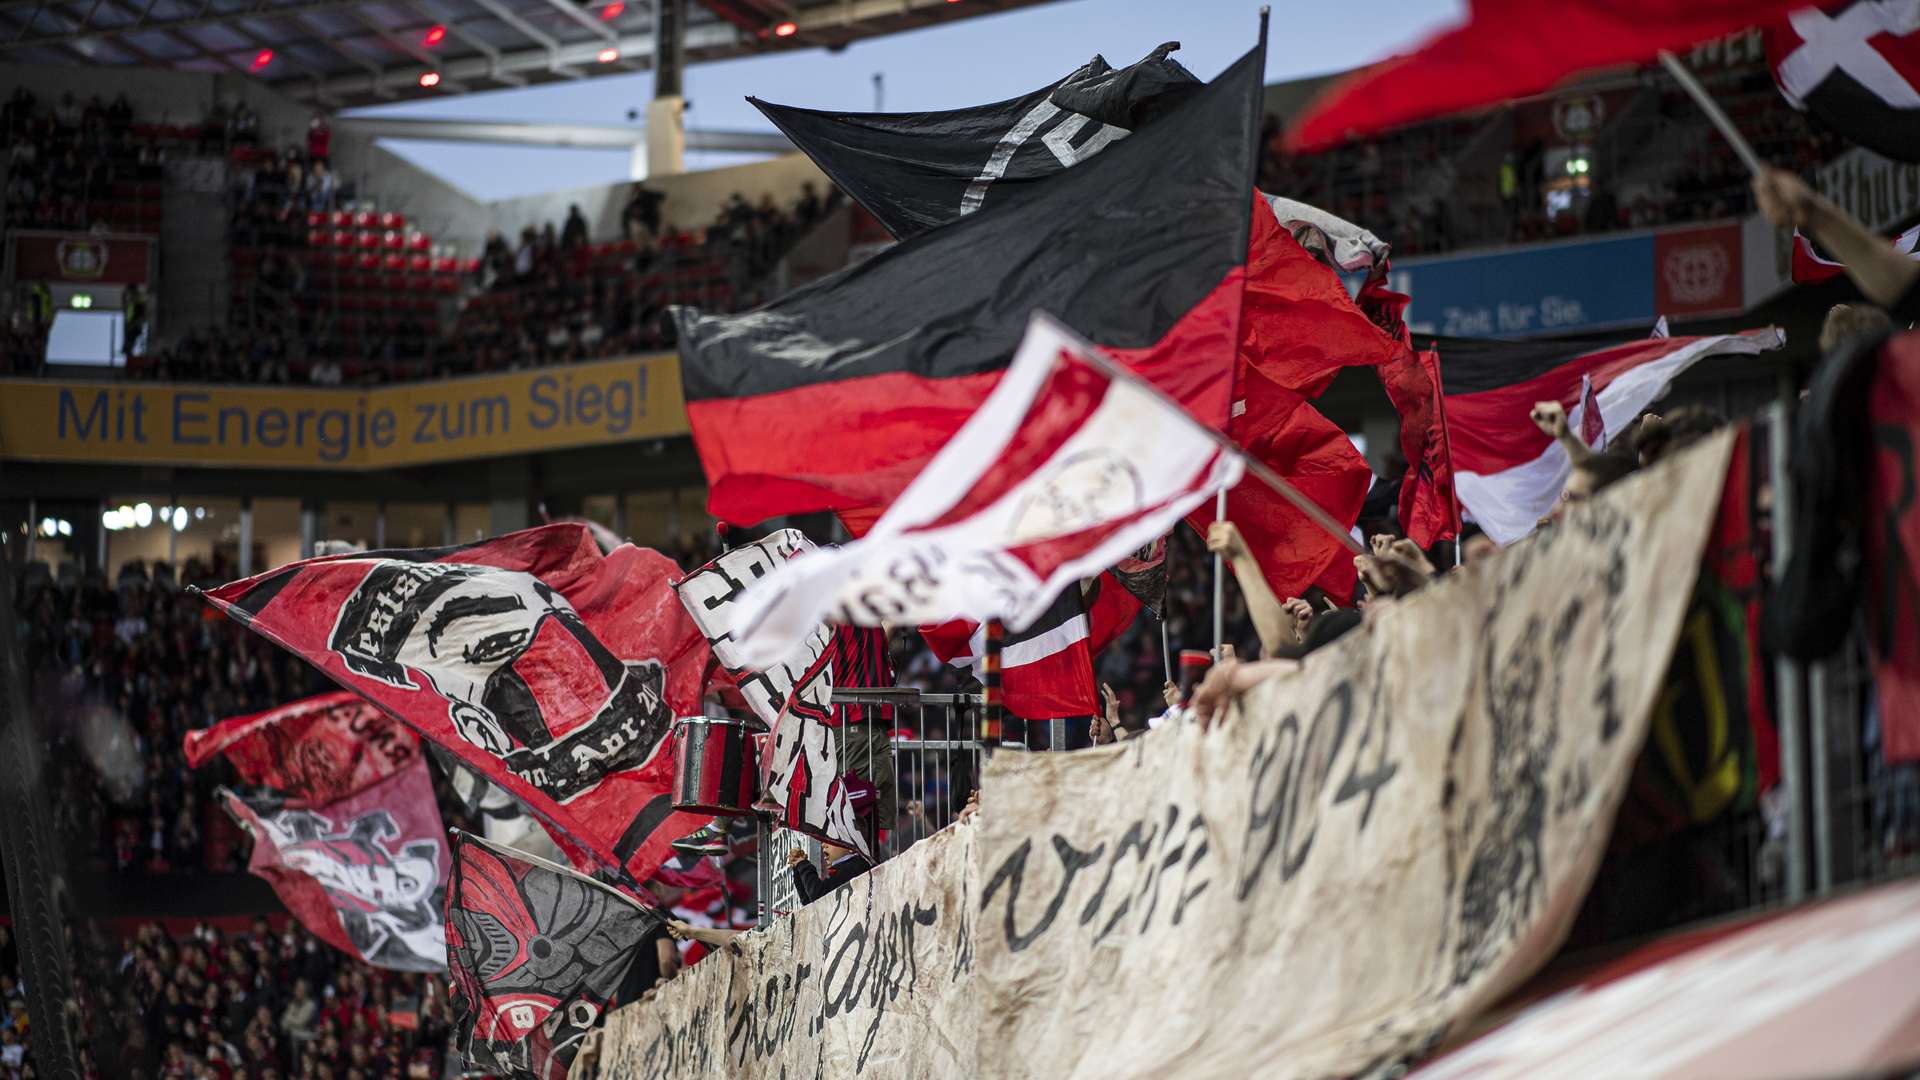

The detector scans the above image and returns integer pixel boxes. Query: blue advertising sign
[1388,233,1657,339]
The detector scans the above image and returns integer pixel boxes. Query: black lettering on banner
[980,835,1105,952]
[1238,677,1402,902]
[1079,817,1157,945]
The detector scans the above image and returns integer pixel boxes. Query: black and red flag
[1288,0,1815,151]
[676,42,1267,526]
[754,42,1200,240]
[446,830,662,1080]
[1767,1,1920,163]
[219,760,450,973]
[186,691,419,805]
[196,524,712,887]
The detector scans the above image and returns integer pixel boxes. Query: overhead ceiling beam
[1,0,376,49]
[292,18,735,101]
[410,0,524,86]
[529,0,615,42]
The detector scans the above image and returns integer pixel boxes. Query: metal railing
[755,688,985,925]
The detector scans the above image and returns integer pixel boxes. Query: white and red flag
[1443,328,1785,545]
[1791,225,1920,284]
[730,313,1244,667]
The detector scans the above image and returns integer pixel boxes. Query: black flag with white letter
[754,42,1200,239]
[1767,1,1920,162]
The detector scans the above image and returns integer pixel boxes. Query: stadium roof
[0,0,1066,109]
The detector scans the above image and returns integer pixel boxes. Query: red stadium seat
[460,257,479,274]
[381,231,403,251]
[381,253,403,271]
[380,212,404,230]
[305,211,324,229]
[432,256,456,274]
[306,229,328,248]
[356,231,378,250]
[333,250,354,270]
[408,232,431,252]
[356,251,379,270]
[330,210,351,229]
[352,210,374,229]
[331,229,352,249]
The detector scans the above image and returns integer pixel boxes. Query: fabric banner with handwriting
[970,432,1732,1078]
[592,433,1731,1078]
[595,820,978,1080]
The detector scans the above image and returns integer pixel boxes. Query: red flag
[198,524,712,886]
[1189,363,1372,605]
[1288,0,1811,151]
[221,759,449,972]
[1867,334,1920,763]
[186,692,419,805]
[1358,268,1459,548]
[1241,197,1404,397]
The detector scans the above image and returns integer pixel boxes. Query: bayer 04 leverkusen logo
[56,238,109,281]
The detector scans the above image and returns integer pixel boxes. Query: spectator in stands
[622,182,664,239]
[306,116,330,163]
[561,204,589,251]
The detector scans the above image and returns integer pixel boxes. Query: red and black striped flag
[675,43,1267,527]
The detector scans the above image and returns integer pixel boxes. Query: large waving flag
[677,42,1266,526]
[446,830,662,1080]
[1288,0,1813,151]
[197,524,712,887]
[1439,328,1786,544]
[728,314,1244,668]
[1767,1,1920,164]
[755,42,1200,240]
[673,530,868,857]
[186,691,420,805]
[220,761,449,973]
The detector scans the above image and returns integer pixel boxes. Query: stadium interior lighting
[599,1,623,19]
[773,20,797,36]
[597,47,619,62]
[133,503,153,528]
[251,49,273,70]
[419,71,442,88]
[172,507,188,531]
[1567,157,1591,175]
[69,294,92,309]
[37,518,71,538]
[423,24,447,46]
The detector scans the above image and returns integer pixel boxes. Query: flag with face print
[197,524,712,887]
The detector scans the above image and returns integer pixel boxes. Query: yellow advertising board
[0,354,688,469]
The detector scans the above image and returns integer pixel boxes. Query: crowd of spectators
[2,87,160,234]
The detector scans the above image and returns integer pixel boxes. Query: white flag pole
[1212,488,1227,654]
[1658,51,1764,176]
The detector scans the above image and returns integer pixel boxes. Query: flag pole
[1047,315,1365,556]
[982,619,1004,749]
[1658,51,1764,176]
[1212,488,1227,654]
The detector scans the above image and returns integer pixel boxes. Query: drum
[672,717,759,816]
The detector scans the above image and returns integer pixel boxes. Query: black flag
[445,830,661,1080]
[681,44,1265,525]
[754,42,1200,240]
